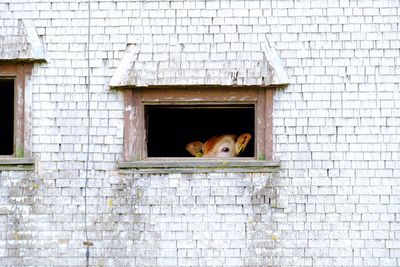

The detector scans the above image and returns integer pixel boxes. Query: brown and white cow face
[186,133,252,158]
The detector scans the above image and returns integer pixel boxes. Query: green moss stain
[15,145,24,158]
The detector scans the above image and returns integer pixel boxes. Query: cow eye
[221,147,230,152]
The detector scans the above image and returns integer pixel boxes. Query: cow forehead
[203,135,237,153]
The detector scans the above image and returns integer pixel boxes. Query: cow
[186,133,251,158]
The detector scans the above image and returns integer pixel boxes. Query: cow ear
[186,141,204,157]
[235,133,252,155]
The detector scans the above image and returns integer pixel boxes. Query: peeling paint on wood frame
[121,86,277,162]
[0,63,33,158]
[118,159,280,174]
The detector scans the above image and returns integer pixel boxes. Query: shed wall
[0,0,399,266]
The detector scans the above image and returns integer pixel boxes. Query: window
[120,86,274,163]
[146,104,255,157]
[0,79,14,155]
[0,64,32,160]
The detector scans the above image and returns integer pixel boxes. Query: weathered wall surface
[109,172,281,266]
[0,0,399,266]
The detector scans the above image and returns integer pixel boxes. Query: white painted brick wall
[0,0,400,266]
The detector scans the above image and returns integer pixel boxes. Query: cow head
[186,133,252,158]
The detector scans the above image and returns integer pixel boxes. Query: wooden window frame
[0,63,34,170]
[121,86,275,163]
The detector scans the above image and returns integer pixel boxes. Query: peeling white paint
[261,37,290,85]
[109,44,140,87]
[0,18,47,62]
[22,20,47,61]
[109,40,290,88]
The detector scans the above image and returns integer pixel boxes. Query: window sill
[0,158,35,171]
[118,158,280,174]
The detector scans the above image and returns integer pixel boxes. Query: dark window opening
[0,79,14,155]
[146,105,255,157]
